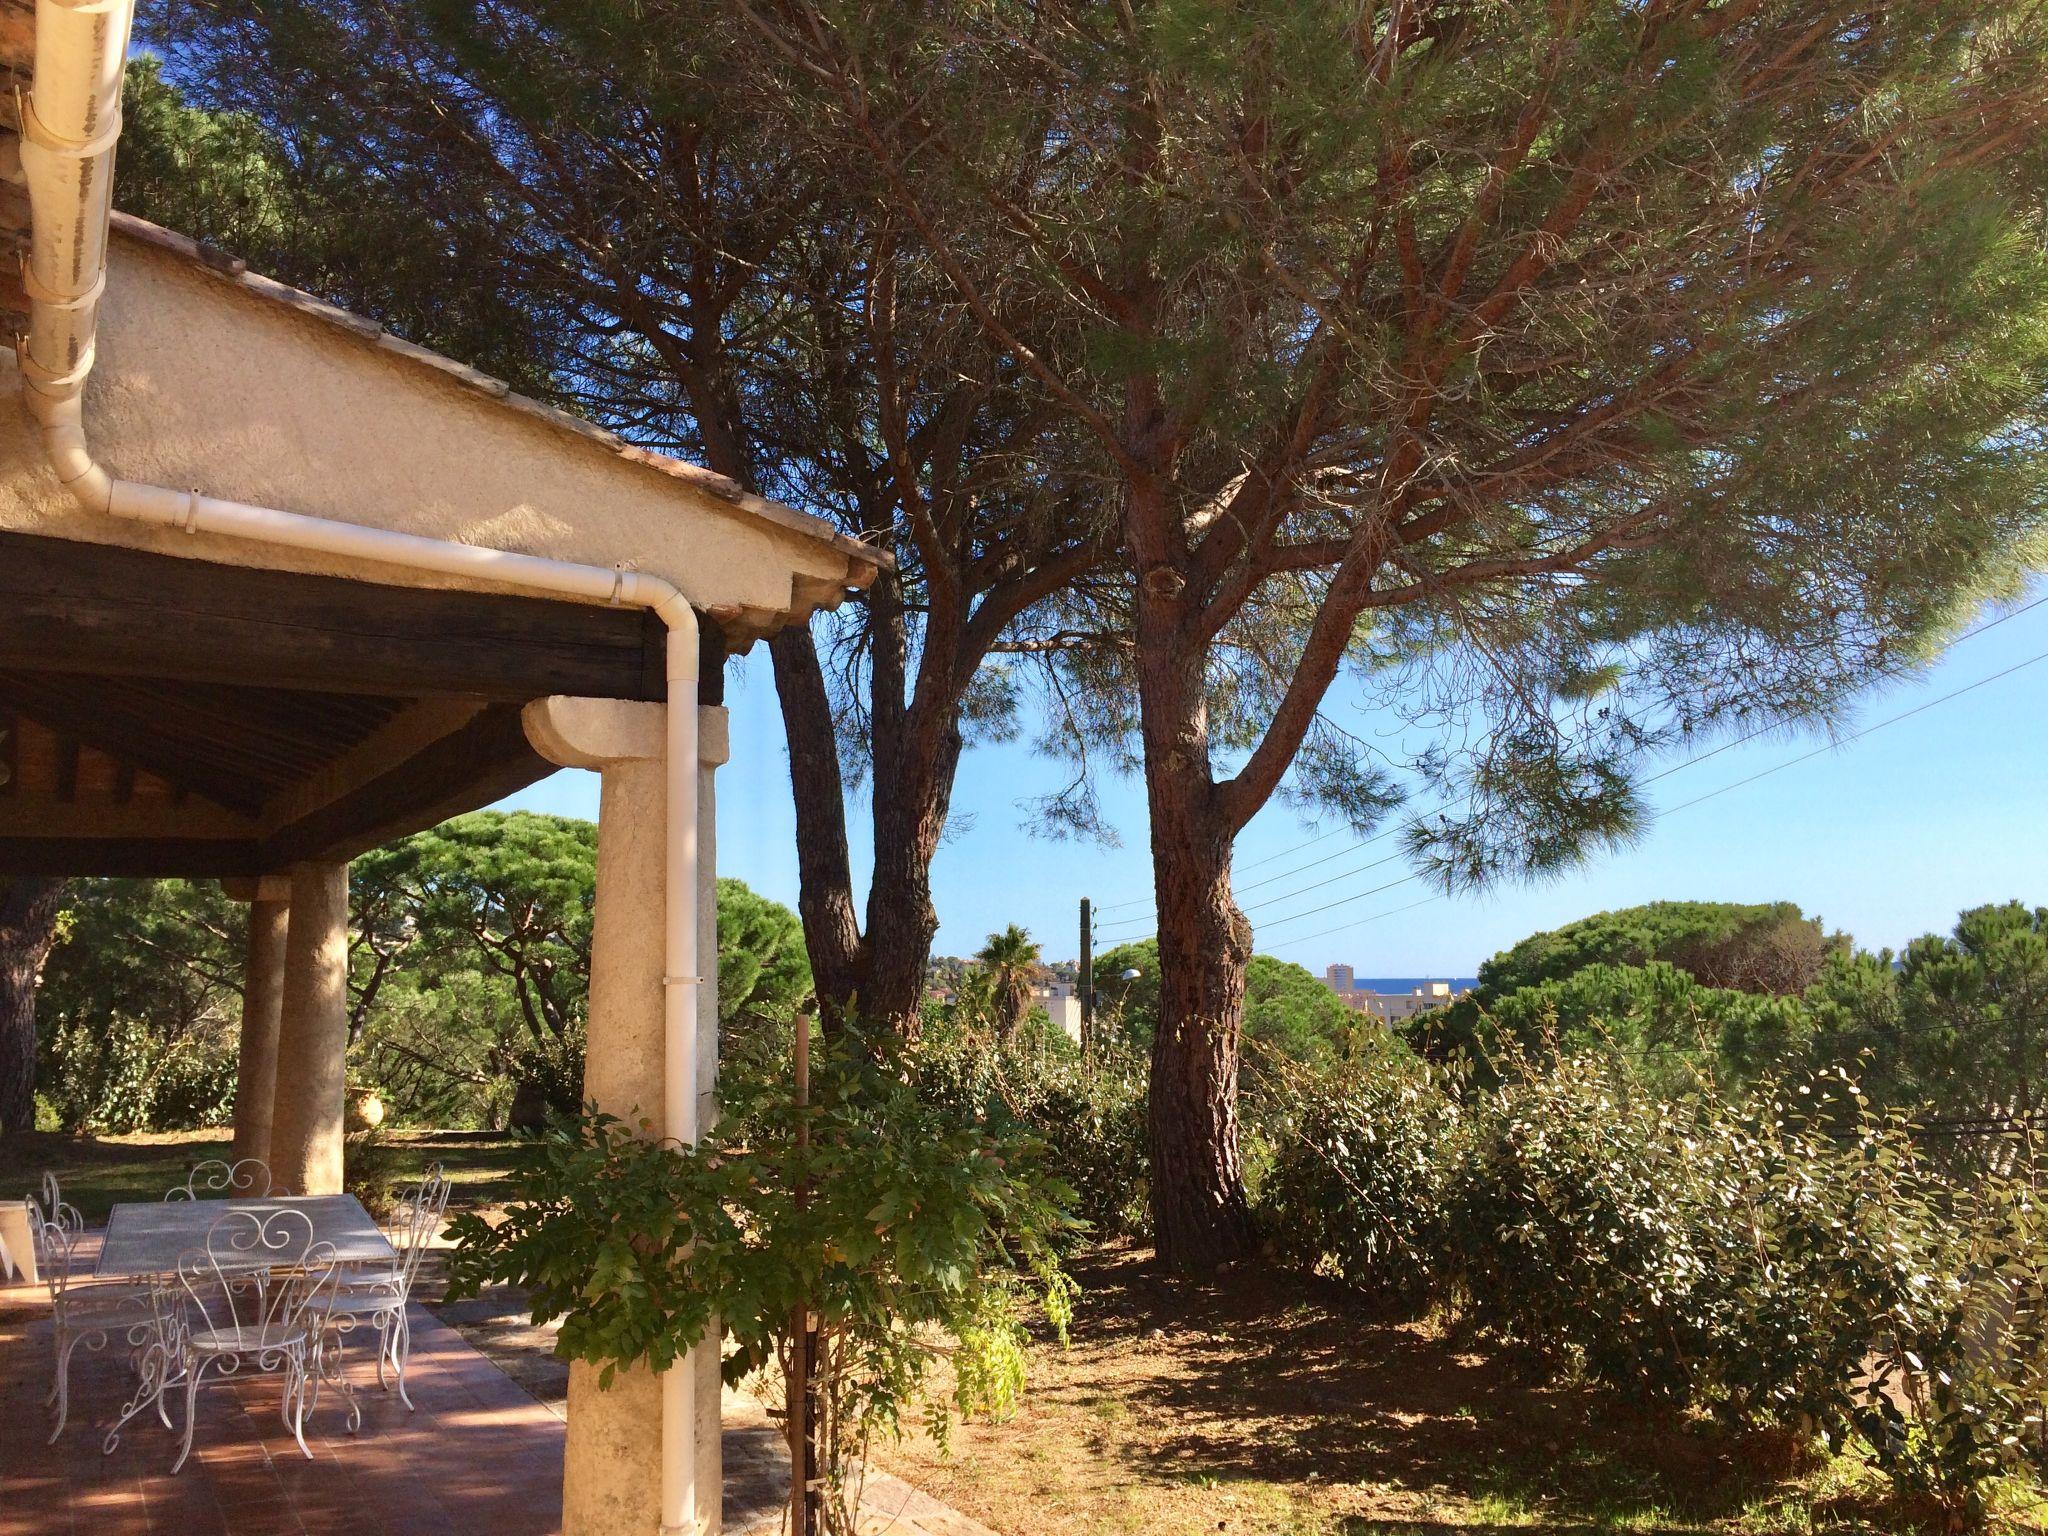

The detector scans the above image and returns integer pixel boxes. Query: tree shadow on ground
[1041,1242,1819,1533]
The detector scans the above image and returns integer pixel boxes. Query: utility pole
[1078,896,1094,1061]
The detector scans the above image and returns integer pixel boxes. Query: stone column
[223,875,291,1174]
[269,859,351,1197]
[694,706,729,1522]
[523,696,728,1536]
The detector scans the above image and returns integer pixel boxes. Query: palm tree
[975,925,1040,1044]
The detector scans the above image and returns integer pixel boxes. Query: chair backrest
[37,1171,83,1233]
[166,1158,275,1201]
[389,1164,453,1291]
[174,1208,337,1344]
[28,1211,83,1305]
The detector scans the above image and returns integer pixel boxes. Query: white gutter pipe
[16,2,702,1529]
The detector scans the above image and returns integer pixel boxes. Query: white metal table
[95,1194,397,1456]
[96,1195,396,1279]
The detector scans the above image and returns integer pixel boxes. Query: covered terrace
[0,0,885,1527]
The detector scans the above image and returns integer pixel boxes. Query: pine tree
[745,0,2048,1268]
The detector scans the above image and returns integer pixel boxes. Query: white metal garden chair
[319,1163,451,1413]
[38,1171,82,1233]
[158,1207,340,1471]
[164,1157,277,1200]
[27,1199,155,1444]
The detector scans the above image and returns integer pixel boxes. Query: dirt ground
[29,1131,2022,1535]
[868,1243,1951,1536]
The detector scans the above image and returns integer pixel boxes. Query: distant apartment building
[1321,965,1465,1022]
[926,963,1084,1042]
[1032,979,1083,1042]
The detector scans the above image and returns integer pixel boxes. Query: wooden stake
[788,1014,814,1536]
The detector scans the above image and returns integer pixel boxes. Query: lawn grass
[0,1127,531,1222]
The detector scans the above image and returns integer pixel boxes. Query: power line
[1651,646,2048,820]
[1087,590,2048,925]
[1257,893,1450,951]
[1240,848,1409,915]
[1256,632,2048,955]
[1252,869,1428,932]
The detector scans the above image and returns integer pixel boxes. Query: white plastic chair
[322,1164,451,1412]
[161,1207,339,1471]
[164,1157,276,1200]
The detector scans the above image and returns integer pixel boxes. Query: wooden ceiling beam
[0,674,267,814]
[0,800,256,841]
[8,714,59,799]
[0,529,676,702]
[260,702,552,866]
[258,697,487,838]
[0,838,265,878]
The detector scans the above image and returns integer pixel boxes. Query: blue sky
[499,583,2048,976]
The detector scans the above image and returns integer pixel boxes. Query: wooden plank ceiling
[0,531,715,878]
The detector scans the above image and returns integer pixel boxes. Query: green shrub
[40,1017,156,1132]
[343,1127,406,1221]
[1857,1173,2048,1530]
[446,1023,1078,1533]
[911,1017,1149,1240]
[508,1021,587,1130]
[1467,900,1844,1000]
[1253,1037,2041,1525]
[1448,1059,1950,1432]
[1251,1049,1460,1310]
[1448,1054,1709,1395]
[1417,960,1816,1091]
[149,1039,239,1129]
[37,1015,237,1132]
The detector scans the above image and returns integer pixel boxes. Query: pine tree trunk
[0,877,66,1136]
[1128,475,1258,1269]
[769,609,962,1041]
[770,625,867,1030]
[1146,814,1256,1271]
[861,713,961,1040]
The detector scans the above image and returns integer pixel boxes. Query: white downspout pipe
[16,3,701,1529]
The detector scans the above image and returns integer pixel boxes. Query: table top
[96,1194,397,1279]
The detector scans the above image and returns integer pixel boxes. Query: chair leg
[288,1347,314,1460]
[170,1355,206,1474]
[47,1326,76,1443]
[395,1308,415,1412]
[44,1318,62,1407]
[296,1343,315,1433]
[328,1333,363,1435]
[48,1323,109,1443]
[103,1338,177,1457]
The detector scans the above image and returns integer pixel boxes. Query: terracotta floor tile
[1,1307,561,1536]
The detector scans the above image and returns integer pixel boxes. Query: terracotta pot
[344,1087,386,1132]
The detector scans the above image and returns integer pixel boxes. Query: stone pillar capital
[697,704,730,770]
[523,696,665,768]
[524,696,734,769]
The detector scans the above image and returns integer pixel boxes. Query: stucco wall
[0,228,859,641]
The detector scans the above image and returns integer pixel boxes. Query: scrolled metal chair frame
[27,1205,155,1444]
[154,1207,340,1471]
[40,1171,84,1233]
[164,1157,276,1201]
[323,1163,451,1412]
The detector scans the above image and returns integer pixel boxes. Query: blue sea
[1346,976,1479,994]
